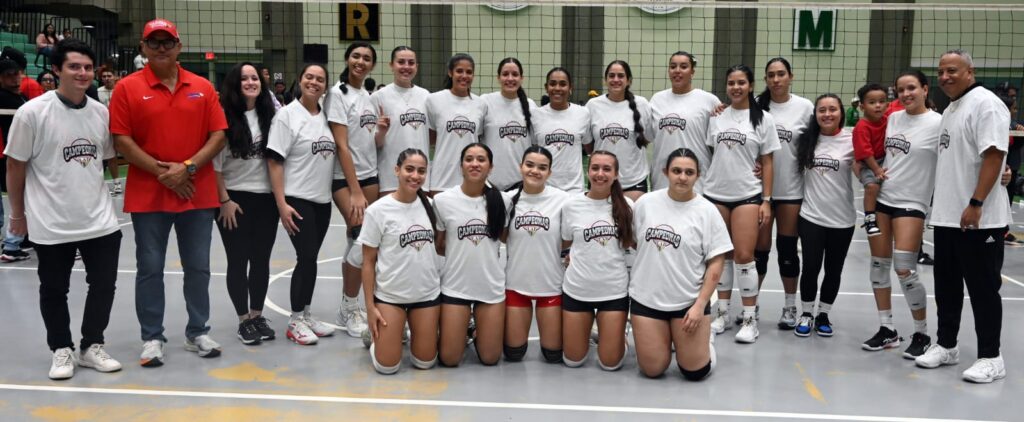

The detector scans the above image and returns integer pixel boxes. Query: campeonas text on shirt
[885,134,911,156]
[400,108,427,129]
[311,136,336,159]
[513,211,551,236]
[446,115,477,137]
[715,128,747,149]
[644,224,682,251]
[583,220,618,246]
[811,154,841,175]
[598,123,630,144]
[776,125,793,143]
[498,121,528,142]
[63,138,99,167]
[457,219,490,245]
[398,225,434,250]
[544,129,575,150]
[659,114,687,134]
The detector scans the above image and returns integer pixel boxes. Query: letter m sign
[794,9,837,51]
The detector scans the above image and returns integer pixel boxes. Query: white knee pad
[369,343,400,375]
[717,260,735,292]
[869,257,892,289]
[598,342,627,372]
[736,261,758,298]
[563,353,586,368]
[410,353,438,370]
[894,250,926,311]
[345,242,363,268]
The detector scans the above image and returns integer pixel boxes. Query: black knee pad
[776,235,800,278]
[680,360,713,381]
[541,347,564,364]
[754,249,770,276]
[503,343,528,362]
[348,225,362,240]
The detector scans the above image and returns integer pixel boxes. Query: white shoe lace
[970,359,998,375]
[89,345,113,363]
[292,320,315,338]
[349,309,367,328]
[54,349,73,367]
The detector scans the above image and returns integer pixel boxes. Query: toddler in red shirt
[852,83,890,236]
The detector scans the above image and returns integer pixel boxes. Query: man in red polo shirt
[109,18,227,367]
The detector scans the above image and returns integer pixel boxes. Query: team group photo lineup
[1,13,1017,389]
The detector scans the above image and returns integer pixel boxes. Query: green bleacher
[0,32,47,77]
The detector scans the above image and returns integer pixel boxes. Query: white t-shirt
[704,107,782,201]
[357,194,440,304]
[434,187,512,303]
[371,83,431,192]
[531,103,591,193]
[265,101,335,204]
[325,82,377,180]
[933,86,1013,229]
[561,193,633,302]
[506,186,570,296]
[481,92,536,191]
[878,110,942,214]
[629,191,733,311]
[3,91,119,245]
[799,129,856,228]
[768,95,814,200]
[97,86,113,107]
[648,88,719,191]
[214,109,271,194]
[586,95,652,188]
[426,90,484,191]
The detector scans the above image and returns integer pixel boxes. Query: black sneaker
[0,249,30,263]
[917,252,935,266]
[902,332,931,359]
[861,326,901,351]
[862,214,881,237]
[813,313,834,337]
[20,239,35,251]
[237,319,262,345]
[251,316,276,341]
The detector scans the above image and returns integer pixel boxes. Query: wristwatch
[762,196,772,203]
[184,159,197,175]
[969,198,984,208]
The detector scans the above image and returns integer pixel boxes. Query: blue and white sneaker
[794,313,813,337]
[814,313,834,337]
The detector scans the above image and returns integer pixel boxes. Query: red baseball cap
[142,18,179,40]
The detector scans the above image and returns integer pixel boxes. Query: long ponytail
[396,148,438,231]
[498,57,532,132]
[459,143,506,239]
[591,150,634,249]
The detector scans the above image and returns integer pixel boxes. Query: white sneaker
[139,339,164,367]
[915,344,959,369]
[185,335,222,358]
[79,344,122,373]
[337,305,366,338]
[287,319,318,345]
[735,317,759,344]
[778,306,798,329]
[710,308,730,334]
[49,347,75,380]
[962,356,1006,383]
[303,311,335,337]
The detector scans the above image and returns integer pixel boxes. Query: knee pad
[345,240,363,268]
[410,353,437,370]
[894,250,926,311]
[563,353,586,368]
[754,249,770,276]
[541,347,564,364]
[736,261,759,298]
[717,260,735,292]
[869,257,893,289]
[598,342,627,372]
[348,225,362,240]
[680,360,713,381]
[503,343,528,362]
[776,235,800,278]
[369,343,400,375]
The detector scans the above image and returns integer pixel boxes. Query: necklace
[729,108,746,126]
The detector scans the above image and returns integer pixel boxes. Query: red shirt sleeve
[852,120,873,162]
[108,78,133,136]
[20,78,43,100]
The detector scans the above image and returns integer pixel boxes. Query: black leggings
[798,217,854,306]
[217,190,278,316]
[285,196,332,313]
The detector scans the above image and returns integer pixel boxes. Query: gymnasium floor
[0,187,1021,422]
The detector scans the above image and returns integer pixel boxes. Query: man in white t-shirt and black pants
[915,49,1011,383]
[4,39,123,380]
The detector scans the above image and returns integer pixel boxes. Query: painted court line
[0,384,1003,422]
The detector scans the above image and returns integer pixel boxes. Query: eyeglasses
[144,38,178,50]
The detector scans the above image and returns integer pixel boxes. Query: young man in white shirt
[915,49,1011,383]
[4,39,123,380]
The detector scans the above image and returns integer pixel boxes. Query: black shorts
[629,297,710,322]
[704,193,763,210]
[623,179,649,193]
[562,293,629,313]
[332,176,380,193]
[876,201,927,220]
[374,295,441,312]
[440,293,487,307]
[771,198,803,209]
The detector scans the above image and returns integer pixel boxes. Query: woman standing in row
[373,46,431,197]
[587,60,651,201]
[482,57,535,191]
[427,54,484,194]
[532,67,591,193]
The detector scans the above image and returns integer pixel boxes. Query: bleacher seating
[0,31,45,77]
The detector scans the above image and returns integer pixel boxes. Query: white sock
[913,318,927,334]
[818,302,832,314]
[784,294,796,308]
[290,311,303,322]
[342,294,360,309]
[878,310,894,330]
[715,299,728,315]
[802,301,815,315]
[742,305,756,319]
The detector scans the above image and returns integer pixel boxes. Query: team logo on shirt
[446,116,477,137]
[62,138,98,167]
[715,129,747,150]
[359,109,378,133]
[645,224,681,251]
[514,211,550,236]
[231,134,265,159]
[457,219,490,245]
[186,92,204,100]
[499,121,528,142]
[939,129,950,151]
[311,136,337,160]
[885,134,911,156]
[776,125,793,143]
[599,124,630,144]
[659,114,687,134]
[399,225,435,250]
[583,220,618,246]
[544,130,575,150]
[810,154,841,176]
[400,108,427,129]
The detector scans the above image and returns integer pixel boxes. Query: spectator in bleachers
[35,24,58,60]
[60,28,72,41]
[36,70,56,92]
[258,66,281,110]
[97,67,116,106]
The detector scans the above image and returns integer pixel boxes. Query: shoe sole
[903,350,925,360]
[861,340,900,351]
[915,359,959,369]
[185,344,222,358]
[963,372,1007,383]
[79,361,122,373]
[778,321,796,330]
[735,335,758,344]
[140,357,163,368]
[794,330,811,337]
[48,371,74,380]
[237,334,262,345]
[260,334,276,341]
[816,331,834,337]
[287,331,318,345]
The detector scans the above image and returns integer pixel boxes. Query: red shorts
[505,290,562,308]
